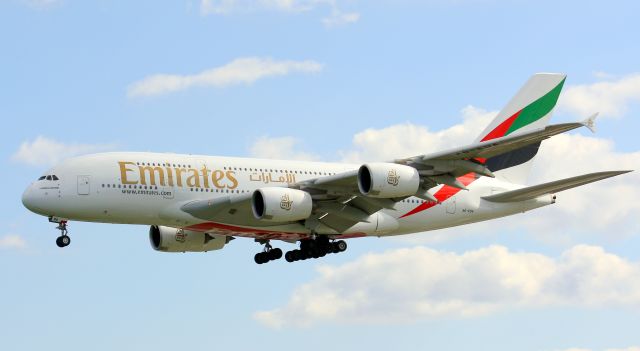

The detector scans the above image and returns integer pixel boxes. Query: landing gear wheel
[336,240,347,252]
[285,251,295,262]
[270,248,283,260]
[56,235,70,248]
[253,240,284,264]
[292,250,302,261]
[254,252,268,264]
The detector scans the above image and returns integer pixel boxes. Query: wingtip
[604,170,634,177]
[582,113,598,133]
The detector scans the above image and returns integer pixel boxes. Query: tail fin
[475,73,566,184]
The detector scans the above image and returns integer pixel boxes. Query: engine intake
[252,187,312,222]
[149,225,227,253]
[358,163,420,198]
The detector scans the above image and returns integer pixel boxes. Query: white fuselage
[22,152,553,241]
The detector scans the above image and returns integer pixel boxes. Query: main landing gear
[49,217,70,248]
[254,240,283,264]
[253,236,347,265]
[284,236,347,263]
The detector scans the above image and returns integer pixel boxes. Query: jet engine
[252,187,313,222]
[149,225,227,253]
[358,163,420,198]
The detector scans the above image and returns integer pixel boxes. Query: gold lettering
[211,170,225,188]
[175,168,186,187]
[186,168,201,187]
[200,165,211,188]
[226,170,238,189]
[119,162,138,184]
[138,166,165,186]
[165,166,174,186]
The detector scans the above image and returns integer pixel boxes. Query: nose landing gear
[49,217,70,248]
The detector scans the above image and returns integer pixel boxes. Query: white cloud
[200,0,360,26]
[254,245,640,328]
[559,73,640,118]
[127,57,323,98]
[12,136,116,167]
[0,234,27,250]
[322,8,360,27]
[249,136,319,161]
[340,105,495,163]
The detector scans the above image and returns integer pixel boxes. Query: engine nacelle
[149,225,227,253]
[252,187,313,222]
[358,163,420,198]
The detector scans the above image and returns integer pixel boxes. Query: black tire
[254,253,265,264]
[285,251,294,262]
[336,240,347,252]
[300,240,312,252]
[55,236,65,248]
[331,242,340,253]
[292,250,302,261]
[271,248,283,260]
[300,250,310,260]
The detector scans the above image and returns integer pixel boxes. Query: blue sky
[2,1,640,350]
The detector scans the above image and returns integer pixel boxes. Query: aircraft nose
[22,185,43,214]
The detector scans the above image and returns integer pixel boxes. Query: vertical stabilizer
[475,73,566,184]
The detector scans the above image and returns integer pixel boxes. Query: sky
[1,0,640,350]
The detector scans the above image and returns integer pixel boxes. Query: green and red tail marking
[481,77,565,142]
[400,76,565,218]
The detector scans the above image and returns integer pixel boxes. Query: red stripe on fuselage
[184,221,367,240]
[400,173,478,218]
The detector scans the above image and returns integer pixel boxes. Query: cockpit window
[38,176,46,180]
[46,175,52,181]
[52,175,59,181]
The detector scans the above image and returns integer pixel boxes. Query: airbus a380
[22,73,632,264]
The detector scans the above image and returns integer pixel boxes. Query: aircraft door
[77,175,90,195]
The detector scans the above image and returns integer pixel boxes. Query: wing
[482,170,631,203]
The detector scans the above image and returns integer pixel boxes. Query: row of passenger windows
[101,183,248,194]
[137,162,191,168]
[38,175,59,181]
[402,199,429,204]
[223,166,336,176]
[190,188,247,193]
[103,184,158,190]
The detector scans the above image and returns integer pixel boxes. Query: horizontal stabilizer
[482,170,632,203]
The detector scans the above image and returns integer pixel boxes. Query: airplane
[21,73,632,264]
